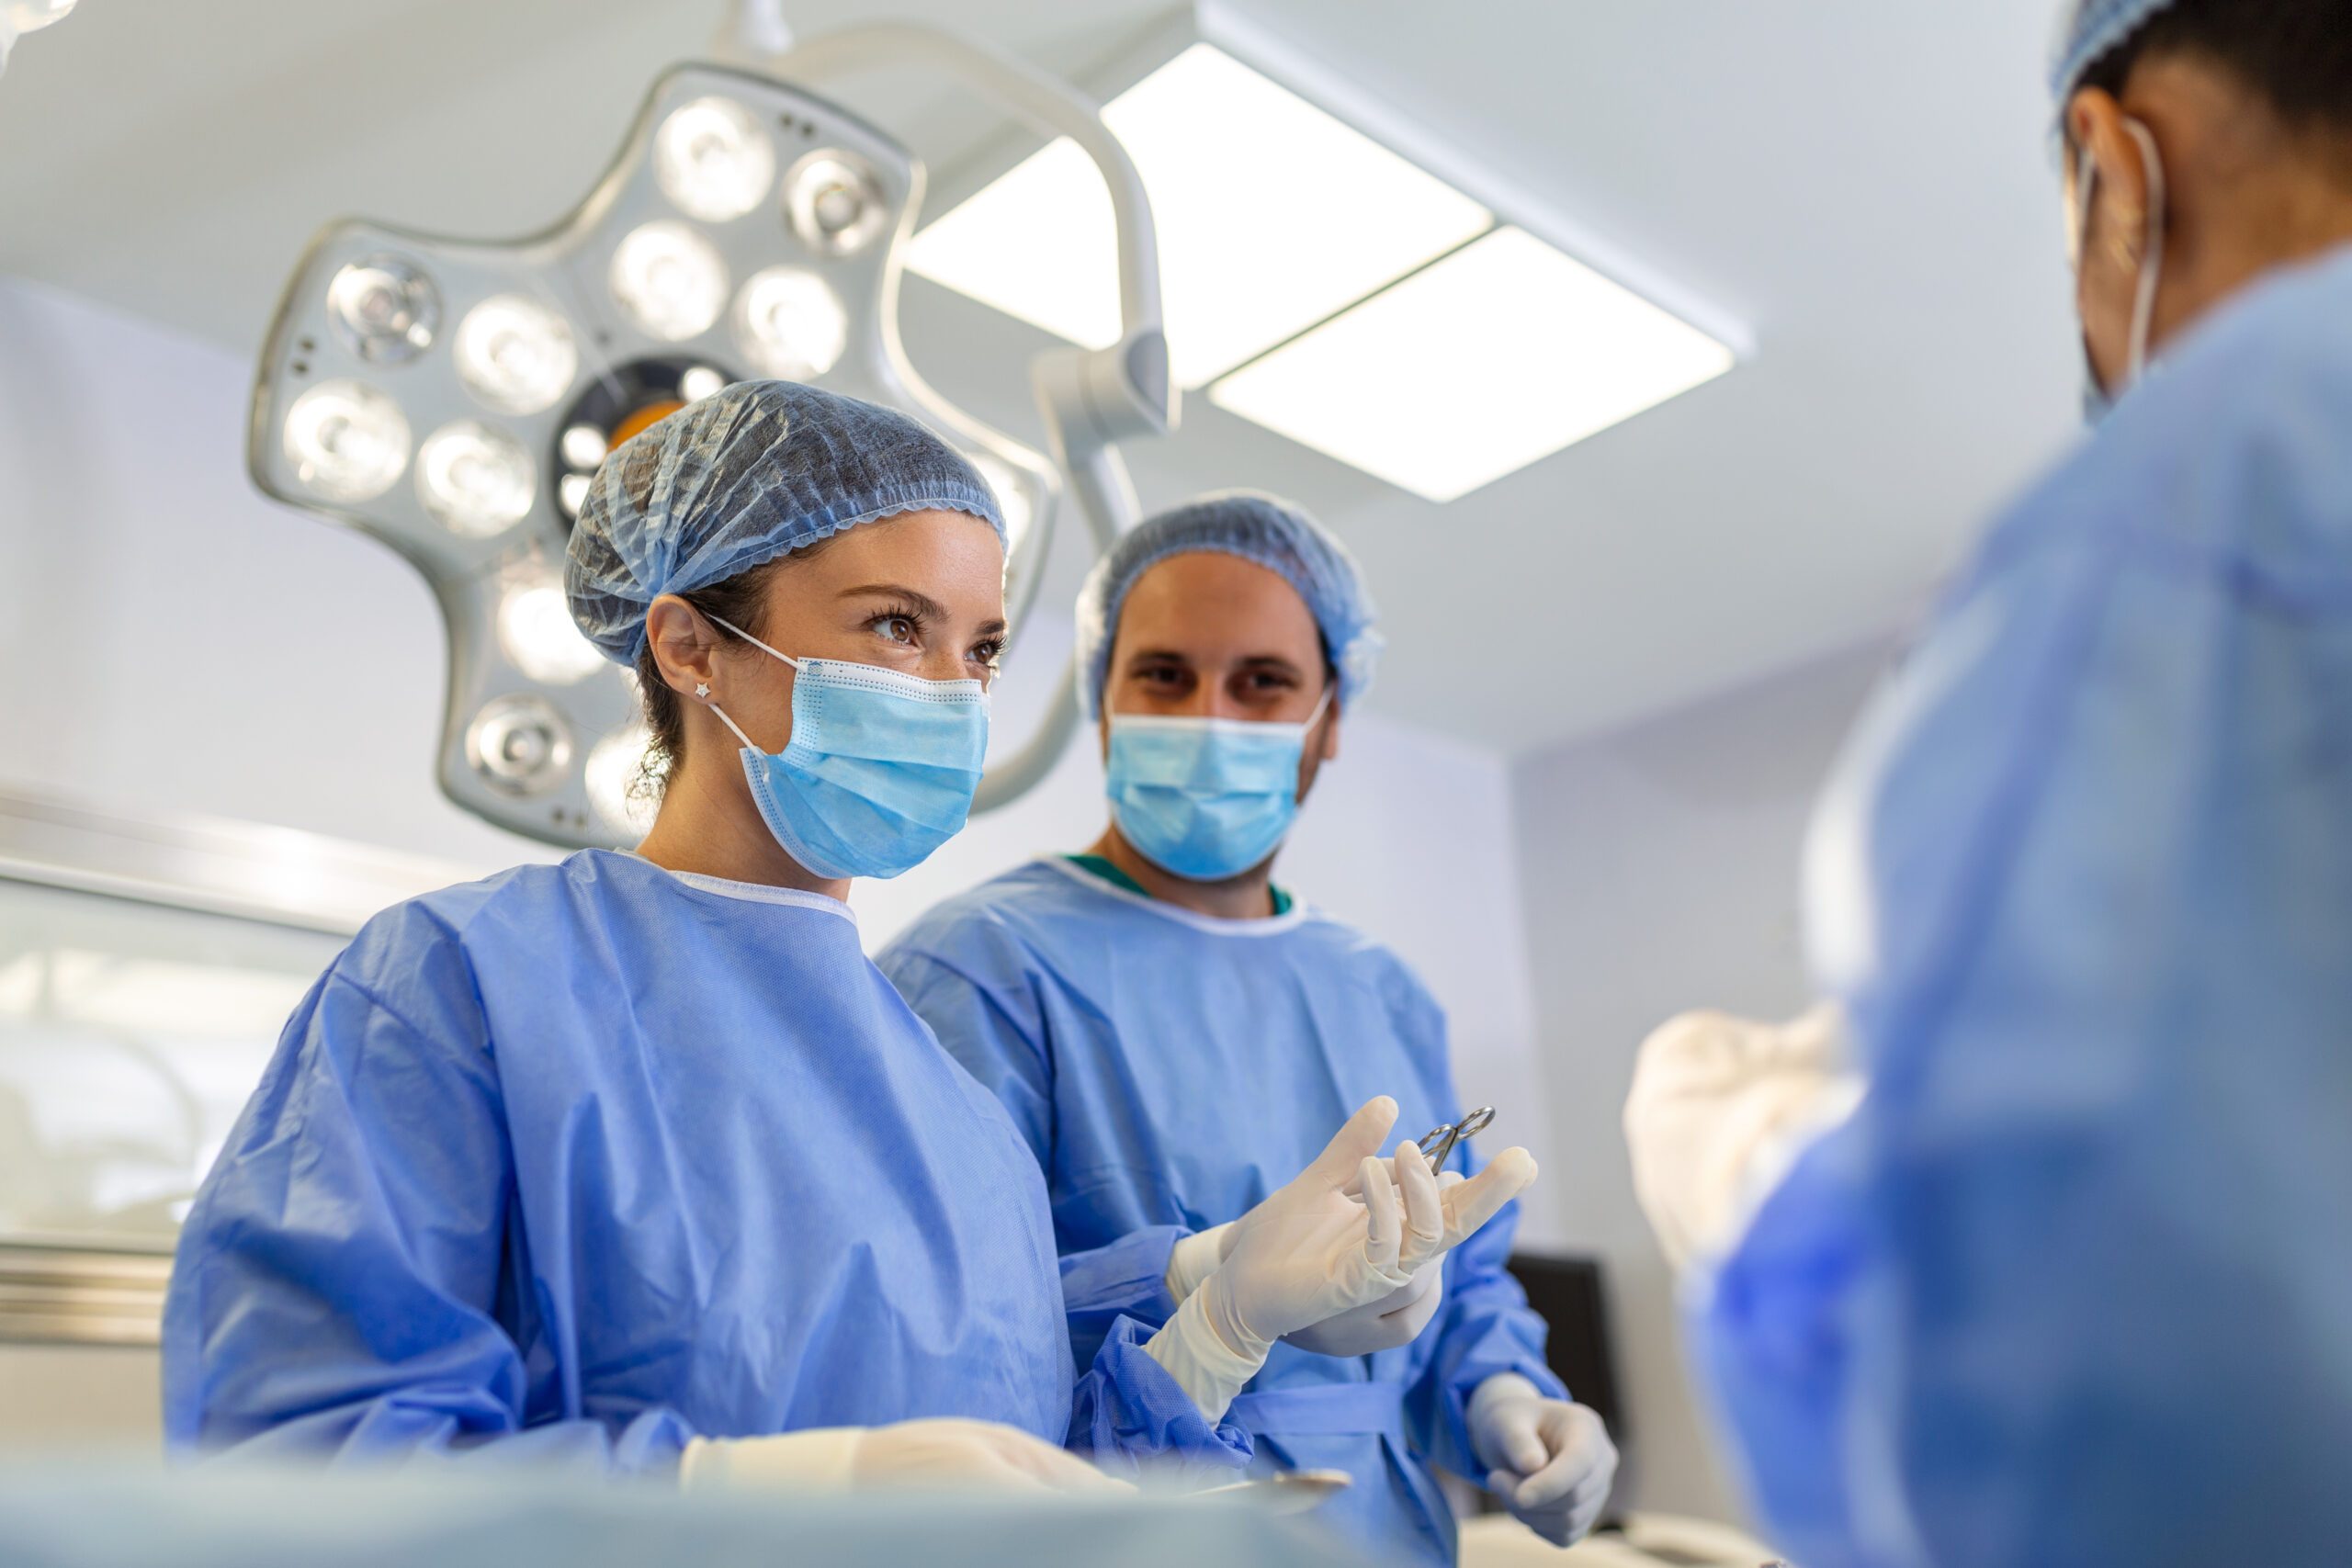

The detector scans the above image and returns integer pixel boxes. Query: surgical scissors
[1415,1106,1495,1173]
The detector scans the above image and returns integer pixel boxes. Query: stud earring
[695,682,710,699]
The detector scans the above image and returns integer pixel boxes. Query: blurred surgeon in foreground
[1624,2,2352,1564]
[165,384,1513,1490]
[881,495,1614,1566]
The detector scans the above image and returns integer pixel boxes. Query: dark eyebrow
[838,583,948,618]
[839,582,1006,641]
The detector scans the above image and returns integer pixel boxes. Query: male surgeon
[881,495,1617,1565]
[1623,3,2352,1565]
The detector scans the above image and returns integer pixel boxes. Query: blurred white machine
[247,27,1172,849]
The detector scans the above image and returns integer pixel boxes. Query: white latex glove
[1147,1099,1420,1417]
[679,1418,1133,1495]
[1468,1374,1619,1545]
[1282,1250,1445,1357]
[1623,1001,1865,1269]
[1160,1131,1538,1363]
[1179,1143,1537,1299]
[1200,1100,1434,1350]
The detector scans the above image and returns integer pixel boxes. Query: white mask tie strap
[708,615,803,671]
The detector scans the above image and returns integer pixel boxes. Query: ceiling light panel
[1208,227,1736,503]
[907,43,1492,389]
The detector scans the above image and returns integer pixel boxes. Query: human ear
[646,595,720,701]
[2067,87,2156,392]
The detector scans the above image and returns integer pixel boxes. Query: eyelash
[867,603,926,642]
[869,605,1003,669]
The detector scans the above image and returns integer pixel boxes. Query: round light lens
[466,694,574,796]
[498,584,605,686]
[559,472,594,518]
[654,96,775,223]
[282,379,410,502]
[965,450,1035,555]
[732,267,847,380]
[585,719,661,840]
[455,294,579,415]
[679,365,728,403]
[784,149,888,256]
[560,423,608,470]
[325,255,440,365]
[610,221,728,343]
[415,420,536,538]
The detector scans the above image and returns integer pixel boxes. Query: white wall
[1507,636,1891,1523]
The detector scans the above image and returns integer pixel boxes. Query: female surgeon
[162,385,1497,1488]
[877,494,1616,1562]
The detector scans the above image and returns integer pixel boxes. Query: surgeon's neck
[636,747,851,902]
[1088,824,1279,920]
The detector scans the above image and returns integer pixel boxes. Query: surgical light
[466,694,573,796]
[560,423,609,470]
[455,295,579,416]
[251,48,1153,848]
[610,221,729,342]
[281,379,410,502]
[784,150,888,257]
[415,421,536,538]
[654,96,776,222]
[325,256,440,365]
[733,267,847,380]
[498,584,605,686]
[585,720,661,839]
[1209,227,1736,502]
[906,42,1490,389]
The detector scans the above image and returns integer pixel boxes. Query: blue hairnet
[1073,491,1382,721]
[2051,0,2181,103]
[567,380,1003,667]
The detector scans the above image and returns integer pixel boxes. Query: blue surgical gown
[877,857,1567,1568]
[164,850,1245,1473]
[1699,244,2352,1567]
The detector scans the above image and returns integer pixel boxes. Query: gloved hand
[1197,1099,1436,1354]
[1147,1100,1541,1417]
[1467,1374,1619,1546]
[1623,1001,1864,1269]
[1393,1149,1536,1273]
[680,1418,1133,1495]
[1173,1138,1538,1304]
[1282,1250,1445,1357]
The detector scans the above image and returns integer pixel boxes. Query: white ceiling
[0,0,2086,756]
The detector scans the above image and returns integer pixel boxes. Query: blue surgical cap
[568,379,1003,667]
[1074,491,1383,721]
[2052,0,2181,104]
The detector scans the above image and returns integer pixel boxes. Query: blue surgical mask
[706,616,989,880]
[1104,689,1332,883]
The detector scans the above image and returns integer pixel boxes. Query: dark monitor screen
[1505,1252,1626,1445]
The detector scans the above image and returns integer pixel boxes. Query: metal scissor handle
[1415,1106,1495,1172]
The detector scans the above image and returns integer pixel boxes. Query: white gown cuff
[679,1427,865,1492]
[1142,1289,1266,1423]
[1163,1224,1232,1303]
